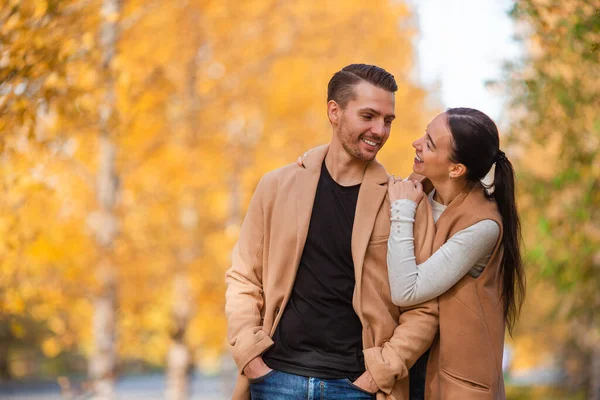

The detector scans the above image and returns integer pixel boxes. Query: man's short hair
[327,64,398,109]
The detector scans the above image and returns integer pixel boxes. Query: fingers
[297,149,313,168]
[412,180,424,203]
[388,175,403,184]
[414,180,423,193]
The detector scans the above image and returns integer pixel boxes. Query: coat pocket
[441,368,490,392]
[438,294,497,390]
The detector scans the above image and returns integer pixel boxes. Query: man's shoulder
[257,162,301,188]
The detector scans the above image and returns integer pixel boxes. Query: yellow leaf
[82,32,95,50]
[42,337,62,357]
[5,289,25,314]
[33,0,48,19]
[45,72,60,89]
[2,14,20,33]
[10,322,26,339]
[49,317,66,335]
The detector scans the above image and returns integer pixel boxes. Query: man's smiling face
[333,81,396,162]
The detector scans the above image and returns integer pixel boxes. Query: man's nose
[371,119,386,136]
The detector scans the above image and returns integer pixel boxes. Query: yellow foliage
[10,322,26,339]
[4,289,26,314]
[49,317,67,335]
[1,0,433,377]
[42,337,62,358]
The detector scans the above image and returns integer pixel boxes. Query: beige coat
[225,145,439,400]
[411,178,506,399]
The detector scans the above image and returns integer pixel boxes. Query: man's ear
[327,100,341,125]
[449,163,467,179]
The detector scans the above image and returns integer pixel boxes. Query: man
[225,64,438,399]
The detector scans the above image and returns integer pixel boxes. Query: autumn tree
[504,1,600,397]
[1,2,431,398]
[0,0,103,383]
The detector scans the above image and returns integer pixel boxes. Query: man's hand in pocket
[353,370,378,394]
[243,356,273,380]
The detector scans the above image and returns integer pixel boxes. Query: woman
[387,107,525,399]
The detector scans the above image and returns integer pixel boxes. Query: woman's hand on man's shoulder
[387,175,424,204]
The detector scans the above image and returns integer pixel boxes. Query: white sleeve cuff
[390,199,417,222]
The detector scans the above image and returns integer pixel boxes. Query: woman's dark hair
[445,107,525,335]
[327,64,398,109]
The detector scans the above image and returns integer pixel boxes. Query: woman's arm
[387,199,500,307]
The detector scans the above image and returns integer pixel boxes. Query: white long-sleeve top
[387,190,500,307]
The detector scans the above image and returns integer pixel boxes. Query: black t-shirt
[263,161,364,380]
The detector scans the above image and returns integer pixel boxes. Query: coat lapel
[292,145,329,273]
[293,148,387,317]
[409,172,436,264]
[351,159,388,302]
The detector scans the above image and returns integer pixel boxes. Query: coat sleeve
[363,299,439,394]
[225,176,274,373]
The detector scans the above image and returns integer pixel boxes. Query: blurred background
[0,0,598,399]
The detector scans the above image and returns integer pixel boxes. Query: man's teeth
[362,138,378,147]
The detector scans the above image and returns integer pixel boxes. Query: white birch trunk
[165,206,196,400]
[90,139,119,400]
[89,0,121,398]
[165,272,192,400]
[165,46,201,399]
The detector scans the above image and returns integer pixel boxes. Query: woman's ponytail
[446,107,526,335]
[493,152,525,335]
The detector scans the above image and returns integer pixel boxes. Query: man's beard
[338,123,377,162]
[341,139,374,162]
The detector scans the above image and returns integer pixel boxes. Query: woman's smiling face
[412,112,456,181]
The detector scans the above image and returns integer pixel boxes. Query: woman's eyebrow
[426,131,437,149]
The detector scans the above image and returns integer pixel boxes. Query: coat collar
[292,145,328,287]
[299,144,388,185]
[350,165,388,316]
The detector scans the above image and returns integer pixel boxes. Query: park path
[0,372,237,400]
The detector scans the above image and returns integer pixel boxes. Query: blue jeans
[249,369,376,400]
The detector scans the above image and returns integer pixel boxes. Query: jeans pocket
[343,378,377,396]
[248,369,277,384]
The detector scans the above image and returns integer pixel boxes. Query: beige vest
[413,178,506,400]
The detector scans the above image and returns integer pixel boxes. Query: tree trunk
[0,334,11,381]
[165,205,196,400]
[90,138,119,400]
[165,42,201,398]
[89,0,121,398]
[590,343,600,400]
[165,273,192,400]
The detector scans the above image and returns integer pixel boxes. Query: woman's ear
[449,163,467,180]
